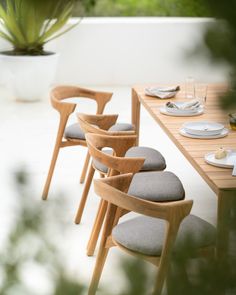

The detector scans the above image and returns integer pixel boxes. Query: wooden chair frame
[88,174,194,295]
[74,114,136,225]
[76,131,145,256]
[42,86,113,200]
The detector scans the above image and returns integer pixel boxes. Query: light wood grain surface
[132,83,236,256]
[132,84,236,193]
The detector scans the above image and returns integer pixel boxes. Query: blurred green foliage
[1,166,235,295]
[0,169,85,295]
[74,0,210,17]
[198,0,236,110]
[0,169,155,295]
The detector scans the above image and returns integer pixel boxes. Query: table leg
[131,88,141,145]
[217,189,235,259]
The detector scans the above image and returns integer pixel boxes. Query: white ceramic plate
[165,101,202,114]
[179,128,229,139]
[183,121,224,136]
[160,107,204,117]
[205,150,236,168]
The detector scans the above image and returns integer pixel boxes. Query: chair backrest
[77,113,135,136]
[94,174,193,223]
[85,133,145,175]
[50,85,113,117]
[92,175,193,295]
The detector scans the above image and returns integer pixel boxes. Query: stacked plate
[180,121,229,139]
[160,101,204,117]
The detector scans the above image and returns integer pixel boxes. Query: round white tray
[183,121,224,136]
[179,128,229,139]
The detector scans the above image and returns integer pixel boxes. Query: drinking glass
[229,113,236,130]
[185,76,195,99]
[195,83,208,106]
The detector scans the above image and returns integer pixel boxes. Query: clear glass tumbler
[185,76,195,99]
[195,83,208,106]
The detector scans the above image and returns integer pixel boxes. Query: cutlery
[232,161,236,176]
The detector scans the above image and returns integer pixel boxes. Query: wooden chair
[82,133,184,256]
[74,113,166,225]
[88,174,216,295]
[41,85,133,200]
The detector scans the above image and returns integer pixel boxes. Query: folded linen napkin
[166,99,201,110]
[145,85,180,99]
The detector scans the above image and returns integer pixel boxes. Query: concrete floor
[0,85,217,294]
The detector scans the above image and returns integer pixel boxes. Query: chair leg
[88,246,109,295]
[42,142,61,200]
[152,225,180,295]
[74,164,95,224]
[87,200,108,256]
[80,151,90,184]
[88,203,117,295]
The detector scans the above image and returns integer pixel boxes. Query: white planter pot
[0,52,59,102]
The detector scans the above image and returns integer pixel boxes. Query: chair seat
[112,215,216,256]
[128,171,185,202]
[92,149,113,173]
[126,146,166,171]
[108,123,135,132]
[93,147,166,174]
[64,122,135,140]
[64,123,86,140]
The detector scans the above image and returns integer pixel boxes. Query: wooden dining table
[131,83,236,256]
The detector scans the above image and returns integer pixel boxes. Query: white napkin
[166,99,201,110]
[145,86,180,99]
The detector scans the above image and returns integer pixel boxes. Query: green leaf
[46,18,81,44]
[0,0,77,54]
[38,3,73,43]
[0,29,14,44]
[0,1,25,45]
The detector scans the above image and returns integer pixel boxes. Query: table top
[132,83,236,193]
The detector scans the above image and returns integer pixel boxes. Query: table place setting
[145,85,180,99]
[204,148,236,177]
[159,99,204,117]
[179,121,229,139]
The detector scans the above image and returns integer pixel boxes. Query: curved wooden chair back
[89,174,193,295]
[85,133,145,175]
[77,113,119,135]
[77,113,135,136]
[51,85,113,117]
[74,118,137,225]
[42,86,113,200]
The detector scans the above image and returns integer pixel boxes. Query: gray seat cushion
[64,123,85,140]
[128,171,185,202]
[93,149,113,173]
[126,146,166,171]
[109,123,135,132]
[112,215,216,256]
[64,122,134,140]
[93,147,166,173]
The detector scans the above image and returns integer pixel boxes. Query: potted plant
[0,0,80,101]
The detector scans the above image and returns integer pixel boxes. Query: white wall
[1,17,229,86]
